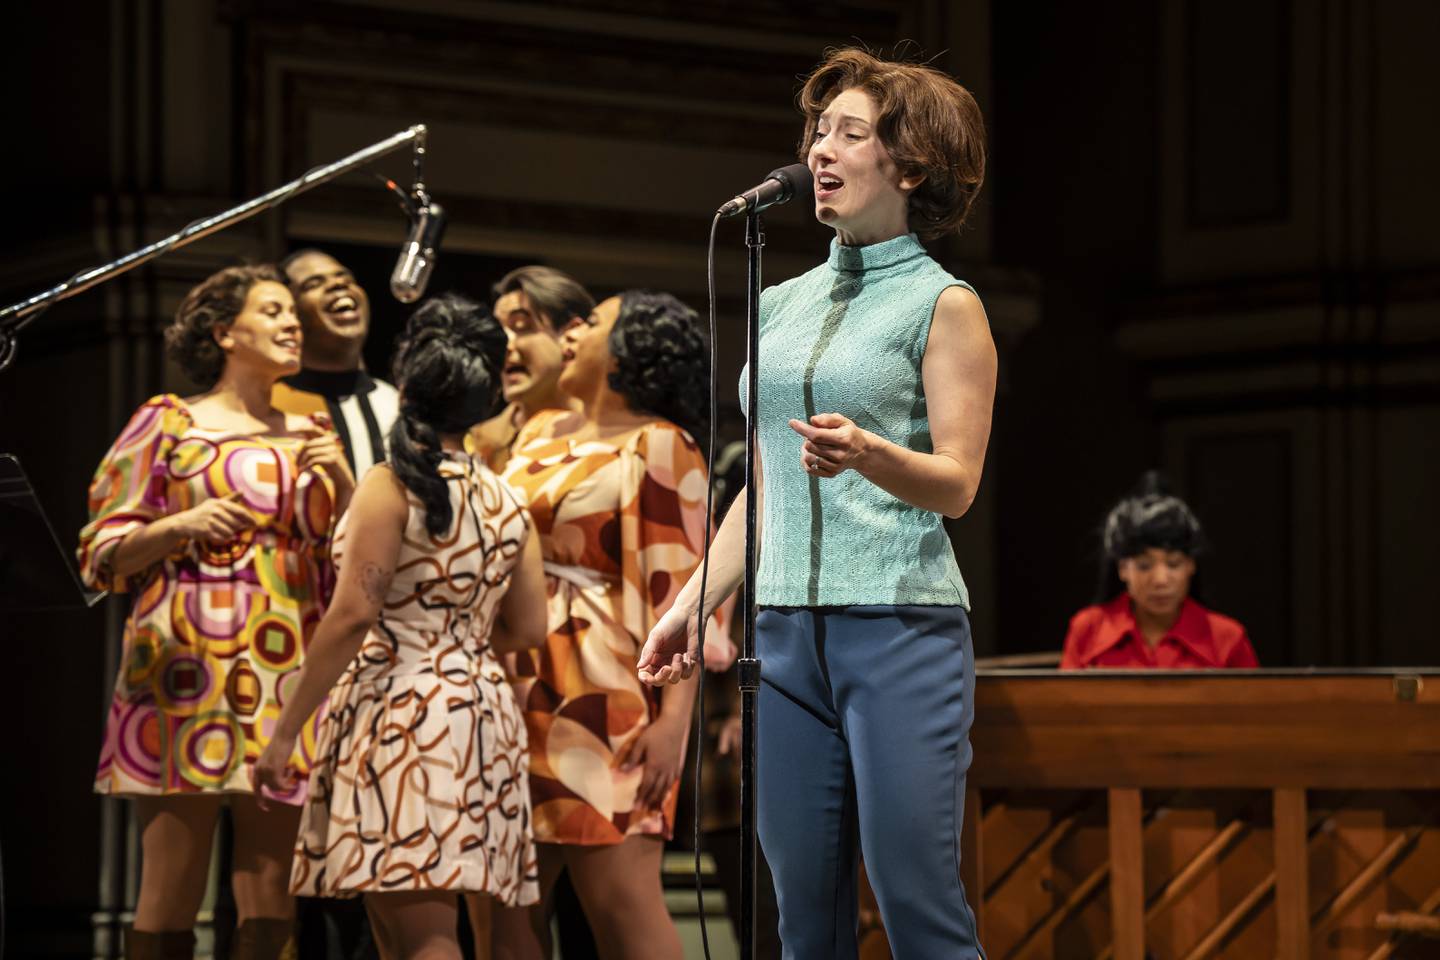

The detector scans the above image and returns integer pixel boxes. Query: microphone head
[716,163,814,218]
[766,163,813,203]
[390,202,446,303]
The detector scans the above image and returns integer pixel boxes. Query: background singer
[77,265,353,958]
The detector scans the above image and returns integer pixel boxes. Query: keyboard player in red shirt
[1061,476,1259,670]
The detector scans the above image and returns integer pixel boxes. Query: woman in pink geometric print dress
[77,264,354,958]
[256,294,548,959]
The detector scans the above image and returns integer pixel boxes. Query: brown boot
[124,927,196,960]
[231,918,296,960]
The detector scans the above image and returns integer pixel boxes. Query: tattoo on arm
[355,561,394,605]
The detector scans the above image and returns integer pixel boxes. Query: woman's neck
[577,383,650,432]
[1132,602,1181,649]
[301,340,365,373]
[833,208,910,247]
[516,383,575,424]
[438,432,466,453]
[207,368,278,421]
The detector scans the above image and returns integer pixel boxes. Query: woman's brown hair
[798,47,986,241]
[164,263,286,387]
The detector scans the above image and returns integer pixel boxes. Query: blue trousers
[757,605,984,960]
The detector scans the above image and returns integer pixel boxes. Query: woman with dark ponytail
[492,290,714,959]
[255,293,548,958]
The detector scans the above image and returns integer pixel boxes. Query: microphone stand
[0,124,430,373]
[738,209,764,960]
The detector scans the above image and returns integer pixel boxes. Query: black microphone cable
[688,210,724,960]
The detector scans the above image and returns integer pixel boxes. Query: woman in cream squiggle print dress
[288,452,539,901]
[257,294,548,957]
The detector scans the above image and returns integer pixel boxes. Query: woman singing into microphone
[639,48,994,959]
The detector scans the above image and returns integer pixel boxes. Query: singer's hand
[716,713,743,757]
[168,492,258,544]
[788,413,872,479]
[638,601,699,686]
[615,715,687,813]
[703,630,738,672]
[250,732,299,811]
[298,428,356,494]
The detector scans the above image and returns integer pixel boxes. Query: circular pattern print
[173,711,244,787]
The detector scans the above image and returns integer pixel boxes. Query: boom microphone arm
[0,124,432,372]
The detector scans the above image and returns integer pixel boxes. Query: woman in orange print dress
[492,290,711,960]
[254,295,549,959]
[77,264,353,958]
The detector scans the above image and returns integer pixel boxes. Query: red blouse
[1060,595,1258,670]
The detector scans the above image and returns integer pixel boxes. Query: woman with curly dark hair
[639,47,994,958]
[491,290,713,959]
[77,264,353,958]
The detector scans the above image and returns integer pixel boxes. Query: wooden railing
[860,669,1440,960]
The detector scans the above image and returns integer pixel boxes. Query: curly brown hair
[606,289,708,448]
[797,48,987,241]
[164,264,286,387]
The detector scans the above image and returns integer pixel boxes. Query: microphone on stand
[717,163,813,218]
[390,199,446,303]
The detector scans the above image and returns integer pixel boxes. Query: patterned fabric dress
[502,410,710,845]
[78,394,339,801]
[291,454,539,903]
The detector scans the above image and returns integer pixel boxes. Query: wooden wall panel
[1374,0,1440,266]
[1375,405,1440,666]
[1161,412,1324,665]
[1185,0,1291,228]
[1182,430,1294,664]
[1160,0,1321,282]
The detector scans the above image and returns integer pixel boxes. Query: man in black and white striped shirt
[273,249,400,477]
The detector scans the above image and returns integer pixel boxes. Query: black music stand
[0,454,105,612]
[0,453,105,960]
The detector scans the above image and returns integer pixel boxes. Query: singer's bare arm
[488,530,548,654]
[790,285,996,519]
[269,466,407,745]
[109,494,257,578]
[637,447,763,685]
[252,465,408,800]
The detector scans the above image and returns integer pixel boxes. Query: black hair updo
[606,289,708,446]
[1094,471,1207,603]
[388,293,508,537]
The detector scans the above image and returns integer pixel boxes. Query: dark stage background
[2,0,1438,954]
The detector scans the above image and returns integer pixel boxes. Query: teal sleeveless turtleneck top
[739,232,975,608]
